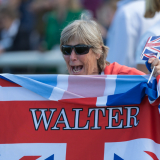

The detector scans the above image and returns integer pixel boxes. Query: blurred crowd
[0,0,116,53]
[0,0,160,74]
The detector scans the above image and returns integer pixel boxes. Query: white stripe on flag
[148,98,155,104]
[0,143,66,160]
[104,75,117,96]
[0,86,47,101]
[96,75,117,106]
[49,75,69,101]
[96,96,108,107]
[104,138,160,160]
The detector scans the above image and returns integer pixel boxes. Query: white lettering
[51,108,71,130]
[30,108,56,130]
[72,108,89,130]
[88,108,105,129]
[105,107,123,129]
[124,107,139,128]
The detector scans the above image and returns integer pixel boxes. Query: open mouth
[71,65,83,73]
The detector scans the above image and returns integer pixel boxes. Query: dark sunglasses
[61,44,93,55]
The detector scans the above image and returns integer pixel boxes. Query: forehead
[67,37,84,46]
[65,33,88,45]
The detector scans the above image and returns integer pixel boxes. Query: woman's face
[63,39,100,75]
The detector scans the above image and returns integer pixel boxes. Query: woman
[60,18,160,76]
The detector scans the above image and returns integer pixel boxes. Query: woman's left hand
[148,58,160,77]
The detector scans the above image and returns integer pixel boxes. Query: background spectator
[2,0,20,9]
[96,0,119,44]
[81,0,102,18]
[0,5,31,53]
[106,0,160,68]
[43,0,86,50]
[29,0,56,50]
[136,0,160,73]
[18,0,35,32]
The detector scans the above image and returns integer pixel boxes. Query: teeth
[72,66,82,73]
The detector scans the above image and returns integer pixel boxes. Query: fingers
[148,58,155,64]
[153,65,160,77]
[148,58,160,77]
[148,58,160,70]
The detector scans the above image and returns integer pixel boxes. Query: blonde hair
[144,0,160,18]
[60,16,109,72]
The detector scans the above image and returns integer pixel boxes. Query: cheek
[63,55,70,64]
[76,55,87,64]
[79,55,91,71]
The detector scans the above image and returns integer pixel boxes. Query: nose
[70,48,77,61]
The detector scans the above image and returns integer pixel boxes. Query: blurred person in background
[29,0,56,51]
[0,0,20,8]
[19,0,35,32]
[44,0,86,51]
[81,0,102,18]
[0,0,8,5]
[96,0,119,44]
[106,0,160,68]
[136,0,160,73]
[1,0,35,32]
[0,5,31,53]
[18,0,38,50]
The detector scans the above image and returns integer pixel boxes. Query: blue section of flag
[143,56,149,60]
[114,153,124,160]
[1,74,56,99]
[145,61,152,72]
[107,75,157,106]
[107,83,144,106]
[145,48,155,54]
[155,46,160,50]
[45,154,54,160]
[151,36,160,41]
[24,74,58,86]
[114,75,147,95]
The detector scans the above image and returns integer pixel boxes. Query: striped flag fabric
[141,35,160,60]
[0,73,158,105]
[0,74,160,160]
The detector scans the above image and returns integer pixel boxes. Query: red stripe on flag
[146,43,160,47]
[144,151,159,160]
[144,54,157,58]
[0,78,21,87]
[60,97,97,106]
[150,47,160,52]
[19,156,41,160]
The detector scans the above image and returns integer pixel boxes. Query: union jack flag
[141,35,160,60]
[0,74,160,160]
